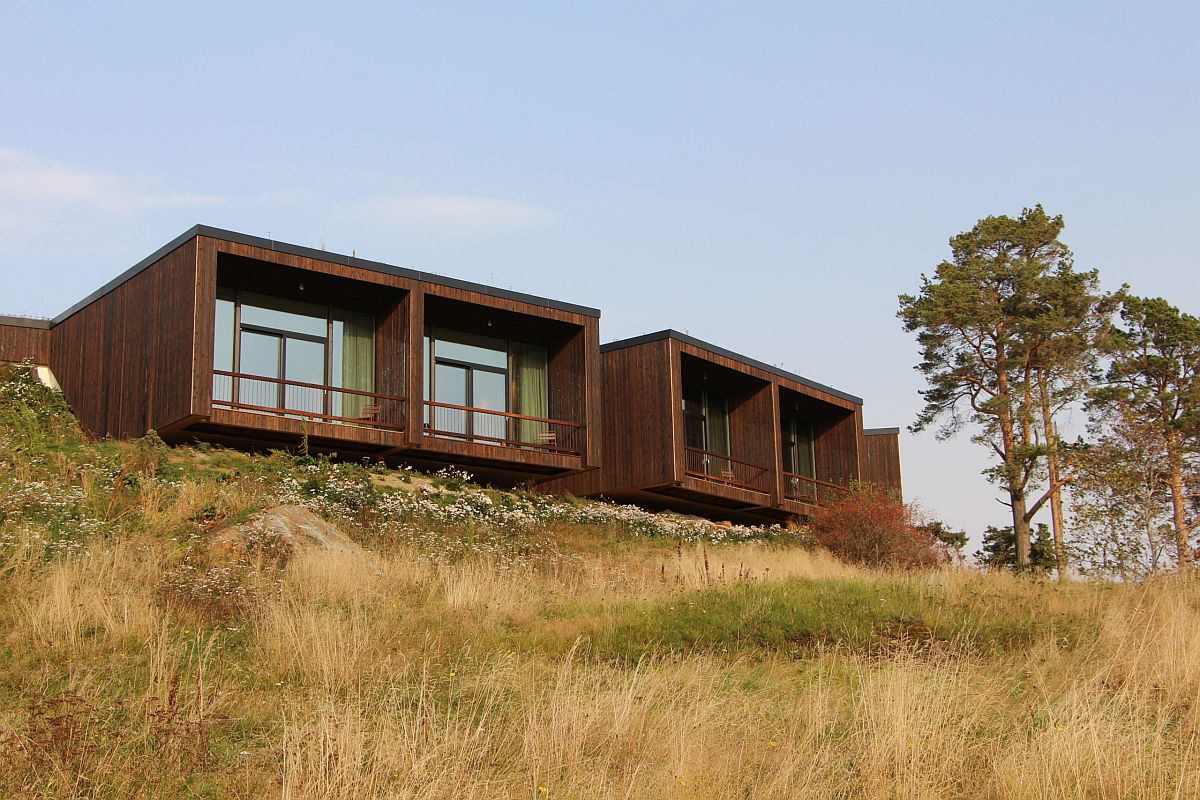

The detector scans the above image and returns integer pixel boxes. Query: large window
[683,386,733,478]
[683,387,730,455]
[423,326,549,445]
[782,417,816,478]
[213,288,375,420]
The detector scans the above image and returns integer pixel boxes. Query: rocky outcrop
[209,504,382,575]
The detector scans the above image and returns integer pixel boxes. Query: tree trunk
[995,356,1031,570]
[1036,372,1068,579]
[1011,491,1032,568]
[1166,430,1192,566]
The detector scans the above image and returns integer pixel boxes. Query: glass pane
[213,290,235,402]
[238,330,281,409]
[682,387,706,450]
[782,419,797,474]
[432,362,468,435]
[423,335,432,401]
[431,326,507,369]
[472,370,507,442]
[239,290,327,338]
[284,338,326,414]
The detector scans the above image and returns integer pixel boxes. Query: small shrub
[808,483,946,569]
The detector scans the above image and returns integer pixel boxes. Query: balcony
[212,370,406,432]
[684,446,772,494]
[783,472,849,506]
[423,400,584,456]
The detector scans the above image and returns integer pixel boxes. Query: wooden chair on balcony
[537,430,557,448]
[719,468,736,483]
[359,404,381,421]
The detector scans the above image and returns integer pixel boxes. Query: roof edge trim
[0,314,53,330]
[53,224,602,325]
[601,329,864,405]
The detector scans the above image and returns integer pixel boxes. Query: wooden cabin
[2,229,903,517]
[540,330,903,523]
[0,226,602,486]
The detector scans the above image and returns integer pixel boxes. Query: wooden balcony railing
[212,370,406,431]
[783,472,849,506]
[684,446,772,494]
[423,400,584,456]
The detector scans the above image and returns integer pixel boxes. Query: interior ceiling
[680,352,768,395]
[217,253,405,312]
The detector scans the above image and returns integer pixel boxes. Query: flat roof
[0,314,52,329]
[864,427,901,435]
[601,329,864,405]
[53,224,601,324]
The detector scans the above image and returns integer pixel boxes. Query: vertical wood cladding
[51,240,199,439]
[814,408,862,487]
[580,316,603,467]
[543,337,675,496]
[862,429,903,496]
[376,294,408,431]
[728,382,778,500]
[615,337,677,488]
[0,320,51,364]
[547,329,583,428]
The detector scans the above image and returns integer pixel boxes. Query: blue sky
[2,1,1197,548]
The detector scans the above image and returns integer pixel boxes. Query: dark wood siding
[0,320,51,364]
[814,408,862,487]
[51,240,199,439]
[862,429,903,497]
[542,336,675,495]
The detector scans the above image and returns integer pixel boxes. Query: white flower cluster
[270,459,786,546]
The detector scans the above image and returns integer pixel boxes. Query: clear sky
[2,1,1197,549]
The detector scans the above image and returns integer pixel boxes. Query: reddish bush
[808,483,947,570]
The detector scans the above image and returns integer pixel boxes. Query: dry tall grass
[3,531,1199,799]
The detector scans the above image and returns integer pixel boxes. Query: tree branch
[1024,474,1076,522]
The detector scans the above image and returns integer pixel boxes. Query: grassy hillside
[1,364,1198,799]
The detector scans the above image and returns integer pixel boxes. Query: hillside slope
[1,364,1198,799]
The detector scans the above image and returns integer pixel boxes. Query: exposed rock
[209,504,382,575]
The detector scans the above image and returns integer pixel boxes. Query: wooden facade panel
[539,337,674,496]
[726,382,776,491]
[205,408,405,448]
[51,240,198,440]
[0,321,51,364]
[862,430,903,497]
[547,327,584,428]
[814,408,862,487]
[604,337,677,490]
[376,294,408,431]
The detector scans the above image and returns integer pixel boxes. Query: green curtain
[706,393,731,476]
[795,422,816,479]
[512,342,549,444]
[707,393,730,455]
[335,309,375,420]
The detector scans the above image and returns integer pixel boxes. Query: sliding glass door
[683,387,731,476]
[424,326,548,445]
[782,417,816,477]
